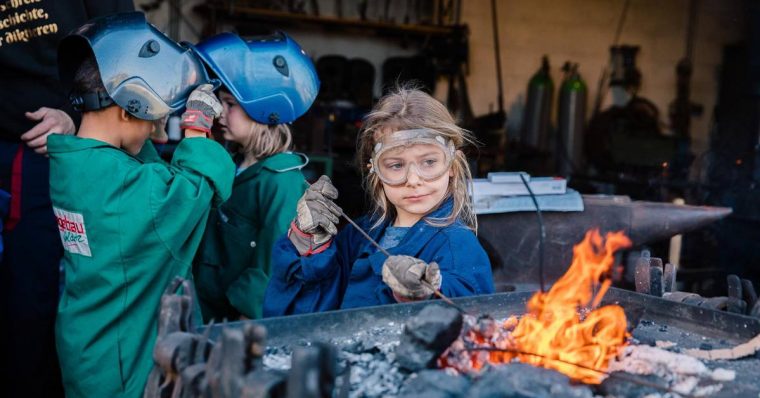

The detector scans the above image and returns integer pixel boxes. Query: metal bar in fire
[467,346,698,398]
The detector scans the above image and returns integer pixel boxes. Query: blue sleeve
[263,226,357,317]
[430,228,495,297]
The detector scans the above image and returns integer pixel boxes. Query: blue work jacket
[263,198,495,316]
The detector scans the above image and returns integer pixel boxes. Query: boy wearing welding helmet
[49,12,234,398]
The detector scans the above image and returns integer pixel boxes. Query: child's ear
[119,108,131,122]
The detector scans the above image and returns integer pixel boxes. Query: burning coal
[441,229,632,383]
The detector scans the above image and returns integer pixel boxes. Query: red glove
[180,84,222,134]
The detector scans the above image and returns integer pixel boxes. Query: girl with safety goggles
[264,87,494,316]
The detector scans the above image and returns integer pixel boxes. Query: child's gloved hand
[289,175,342,255]
[180,84,223,134]
[382,255,442,301]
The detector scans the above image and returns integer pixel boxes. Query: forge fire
[440,229,632,383]
[182,227,758,398]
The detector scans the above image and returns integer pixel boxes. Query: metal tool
[332,205,467,313]
[659,272,760,317]
[144,277,205,398]
[307,175,465,310]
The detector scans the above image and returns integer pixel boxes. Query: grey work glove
[382,255,442,301]
[289,175,342,255]
[179,84,223,134]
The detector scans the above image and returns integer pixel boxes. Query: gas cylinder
[521,56,554,151]
[557,62,587,177]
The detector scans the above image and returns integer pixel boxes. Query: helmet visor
[371,129,455,185]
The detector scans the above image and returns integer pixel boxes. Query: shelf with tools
[196,4,461,39]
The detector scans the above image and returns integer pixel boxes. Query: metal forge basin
[208,288,760,397]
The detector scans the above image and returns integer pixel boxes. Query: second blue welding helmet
[58,12,210,121]
[189,32,320,124]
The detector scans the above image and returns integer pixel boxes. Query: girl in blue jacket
[264,87,494,316]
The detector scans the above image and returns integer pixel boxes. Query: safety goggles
[369,129,455,185]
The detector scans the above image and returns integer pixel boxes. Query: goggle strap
[372,128,450,154]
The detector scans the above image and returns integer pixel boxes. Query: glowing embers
[440,229,632,384]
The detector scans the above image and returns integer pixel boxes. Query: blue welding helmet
[189,32,320,124]
[58,12,210,121]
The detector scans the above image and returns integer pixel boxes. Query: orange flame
[507,229,631,383]
[443,229,632,383]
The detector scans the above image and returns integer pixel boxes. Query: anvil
[477,195,732,290]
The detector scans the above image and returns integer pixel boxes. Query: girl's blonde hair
[238,122,293,160]
[357,86,477,231]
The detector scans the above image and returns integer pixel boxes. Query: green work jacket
[195,152,308,321]
[48,135,234,398]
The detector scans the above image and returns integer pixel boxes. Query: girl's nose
[405,165,423,187]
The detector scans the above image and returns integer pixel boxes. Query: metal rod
[333,206,468,313]
[685,0,699,62]
[336,208,392,257]
[421,280,468,314]
[612,0,631,46]
[490,0,505,114]
[466,346,697,398]
[311,180,466,312]
[591,0,631,117]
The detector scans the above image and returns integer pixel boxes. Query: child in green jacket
[191,32,319,321]
[49,13,234,398]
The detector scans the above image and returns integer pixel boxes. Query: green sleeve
[170,138,234,204]
[226,171,307,319]
[123,138,234,260]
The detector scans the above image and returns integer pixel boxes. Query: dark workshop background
[137,0,760,295]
